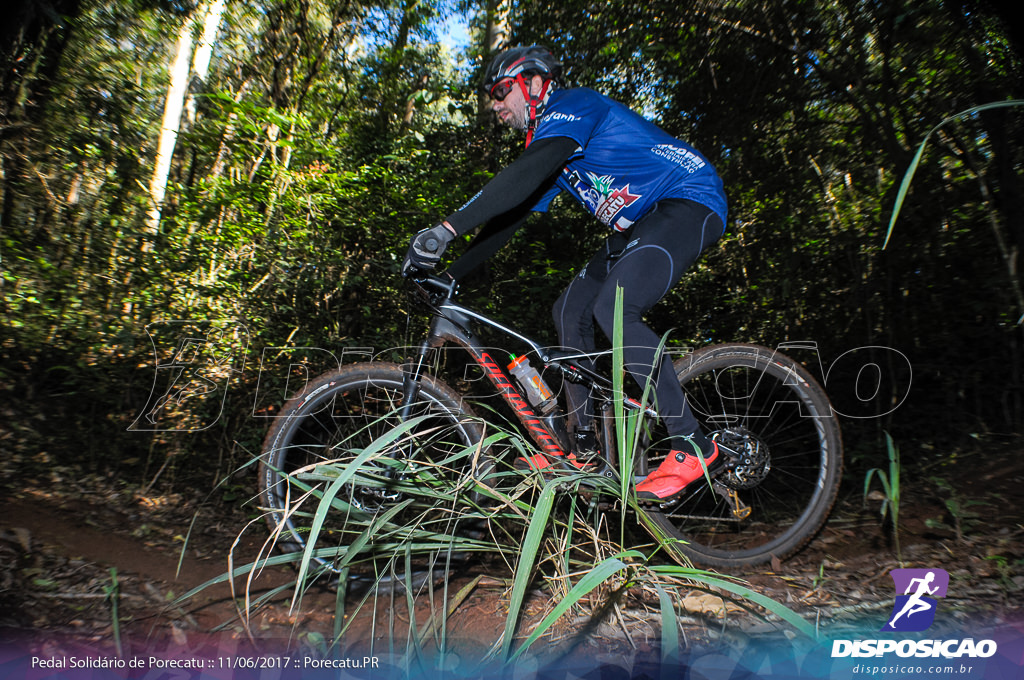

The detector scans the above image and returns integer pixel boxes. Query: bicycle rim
[259,363,487,590]
[641,344,843,568]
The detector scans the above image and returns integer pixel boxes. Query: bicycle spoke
[259,364,489,591]
[642,345,842,567]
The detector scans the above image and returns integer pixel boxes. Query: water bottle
[507,355,556,413]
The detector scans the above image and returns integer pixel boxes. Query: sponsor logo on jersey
[652,144,706,173]
[596,185,641,224]
[542,111,582,124]
[564,170,642,226]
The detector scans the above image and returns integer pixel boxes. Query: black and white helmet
[482,45,562,96]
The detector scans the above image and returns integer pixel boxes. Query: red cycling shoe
[514,451,596,473]
[635,442,722,502]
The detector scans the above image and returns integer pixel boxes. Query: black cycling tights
[552,198,724,448]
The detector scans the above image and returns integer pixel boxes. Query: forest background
[1,0,1022,499]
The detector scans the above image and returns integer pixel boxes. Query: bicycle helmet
[482,45,562,93]
[482,45,562,146]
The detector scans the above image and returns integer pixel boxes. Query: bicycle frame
[261,275,844,569]
[400,274,656,469]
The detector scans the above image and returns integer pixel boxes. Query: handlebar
[405,270,458,306]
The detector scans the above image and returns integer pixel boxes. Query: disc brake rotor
[713,428,772,490]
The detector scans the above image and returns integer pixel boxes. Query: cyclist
[402,45,728,502]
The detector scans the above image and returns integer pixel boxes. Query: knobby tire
[258,362,489,592]
[639,343,843,568]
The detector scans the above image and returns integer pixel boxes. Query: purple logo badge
[882,568,949,632]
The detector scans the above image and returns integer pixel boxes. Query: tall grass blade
[654,583,678,662]
[610,285,672,496]
[884,99,1024,249]
[416,574,483,645]
[295,415,432,599]
[864,433,902,562]
[333,568,348,651]
[103,568,123,657]
[402,546,423,673]
[649,566,815,638]
[508,552,644,662]
[612,288,627,495]
[500,478,558,661]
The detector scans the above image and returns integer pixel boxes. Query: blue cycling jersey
[529,88,727,232]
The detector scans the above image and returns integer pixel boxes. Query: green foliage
[884,100,1024,250]
[864,433,903,562]
[180,372,814,669]
[925,476,989,542]
[102,568,124,657]
[1,0,1022,496]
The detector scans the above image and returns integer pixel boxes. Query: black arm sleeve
[446,212,529,281]
[444,135,579,235]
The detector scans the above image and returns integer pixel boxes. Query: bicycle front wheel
[258,362,490,591]
[641,343,843,568]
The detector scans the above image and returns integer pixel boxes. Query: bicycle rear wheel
[640,343,843,568]
[258,362,490,591]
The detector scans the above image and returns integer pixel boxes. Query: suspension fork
[400,339,433,421]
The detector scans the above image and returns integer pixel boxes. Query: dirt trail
[2,442,1024,672]
[2,491,295,640]
[0,485,512,661]
[6,496,227,587]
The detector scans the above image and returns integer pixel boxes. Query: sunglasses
[489,77,517,102]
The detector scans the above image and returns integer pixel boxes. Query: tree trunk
[476,0,509,122]
[147,14,195,232]
[148,0,227,232]
[375,0,418,138]
[185,0,227,125]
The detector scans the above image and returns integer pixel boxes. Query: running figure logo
[882,568,949,632]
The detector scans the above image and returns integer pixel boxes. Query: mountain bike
[258,271,843,586]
